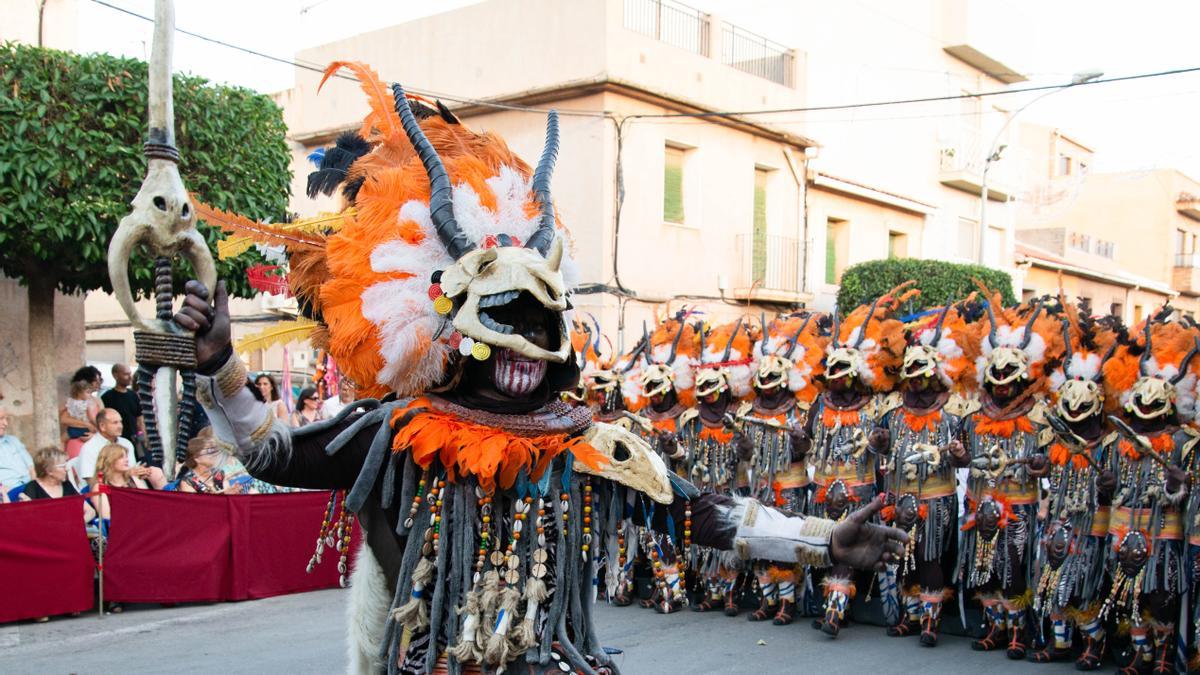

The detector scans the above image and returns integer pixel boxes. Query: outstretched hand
[172,280,231,366]
[829,495,909,572]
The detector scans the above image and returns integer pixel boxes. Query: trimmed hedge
[836,258,1015,312]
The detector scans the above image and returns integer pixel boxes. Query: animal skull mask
[902,345,940,381]
[576,423,672,504]
[640,363,676,400]
[695,367,730,398]
[438,237,570,363]
[1057,378,1104,422]
[825,347,866,382]
[1127,376,1176,420]
[754,354,793,390]
[984,347,1031,386]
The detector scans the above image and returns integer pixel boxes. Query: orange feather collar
[391,397,606,494]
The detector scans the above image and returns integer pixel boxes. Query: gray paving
[0,589,1080,673]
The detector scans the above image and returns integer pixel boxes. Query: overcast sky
[74,0,1200,179]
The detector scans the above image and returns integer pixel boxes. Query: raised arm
[178,280,376,490]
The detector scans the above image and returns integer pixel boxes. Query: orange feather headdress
[904,298,977,388]
[751,312,826,404]
[1104,317,1200,421]
[969,281,1065,395]
[696,317,757,399]
[827,281,915,392]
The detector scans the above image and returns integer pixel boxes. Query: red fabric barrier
[103,488,355,603]
[0,496,95,622]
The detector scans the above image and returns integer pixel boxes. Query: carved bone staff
[105,0,216,479]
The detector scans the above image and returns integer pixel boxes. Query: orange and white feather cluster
[698,319,758,399]
[1104,319,1200,421]
[970,284,1065,395]
[752,313,826,405]
[907,303,977,388]
[831,283,914,391]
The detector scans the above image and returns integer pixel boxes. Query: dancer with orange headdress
[874,298,976,647]
[164,61,909,674]
[730,311,825,625]
[684,318,756,616]
[1099,314,1199,674]
[955,288,1062,661]
[1028,303,1120,669]
[808,284,912,637]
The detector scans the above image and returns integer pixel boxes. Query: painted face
[1056,378,1104,422]
[493,348,549,397]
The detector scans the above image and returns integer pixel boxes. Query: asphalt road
[0,589,1080,674]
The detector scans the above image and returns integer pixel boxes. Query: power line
[87,0,1200,125]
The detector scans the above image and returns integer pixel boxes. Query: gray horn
[525,110,560,256]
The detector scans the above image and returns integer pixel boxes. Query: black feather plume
[436,100,461,125]
[305,132,372,200]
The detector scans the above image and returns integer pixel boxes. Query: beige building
[1014,123,1199,320]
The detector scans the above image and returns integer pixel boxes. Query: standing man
[101,364,145,453]
[0,407,34,498]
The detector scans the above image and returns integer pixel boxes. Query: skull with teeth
[1125,320,1200,420]
[394,86,572,384]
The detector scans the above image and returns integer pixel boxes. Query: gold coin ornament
[471,341,492,361]
[432,295,453,316]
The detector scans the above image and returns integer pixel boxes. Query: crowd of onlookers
[0,363,357,620]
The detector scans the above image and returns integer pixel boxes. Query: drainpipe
[782,146,808,296]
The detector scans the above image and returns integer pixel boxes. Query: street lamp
[977,69,1104,265]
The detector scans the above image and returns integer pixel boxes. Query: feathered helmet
[695,318,755,399]
[577,315,622,396]
[1049,301,1119,422]
[901,298,975,388]
[637,309,699,407]
[973,282,1063,393]
[1104,315,1200,422]
[617,334,650,411]
[563,318,600,403]
[825,282,914,390]
[752,311,825,404]
[254,63,579,399]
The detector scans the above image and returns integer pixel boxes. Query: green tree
[836,258,1016,313]
[0,43,291,446]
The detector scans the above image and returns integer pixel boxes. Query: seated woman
[177,432,255,495]
[90,443,167,517]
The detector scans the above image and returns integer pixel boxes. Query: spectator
[177,432,253,495]
[254,374,288,421]
[290,387,324,428]
[0,407,33,497]
[93,443,165,498]
[320,379,356,419]
[100,364,145,449]
[60,379,99,458]
[78,409,149,489]
[21,448,94,520]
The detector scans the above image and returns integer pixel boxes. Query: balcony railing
[623,0,709,56]
[735,233,803,295]
[1176,253,1200,268]
[721,23,793,87]
[938,127,1027,201]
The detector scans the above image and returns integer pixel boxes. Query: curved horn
[1171,337,1200,384]
[1059,318,1074,371]
[759,312,769,355]
[930,297,953,344]
[831,307,842,348]
[853,298,880,348]
[1138,318,1154,376]
[525,110,560,255]
[1018,301,1043,349]
[983,298,999,348]
[721,318,744,362]
[698,323,708,364]
[785,313,814,359]
[667,321,686,365]
[588,313,602,357]
[392,84,474,259]
[642,321,653,364]
[1095,341,1119,382]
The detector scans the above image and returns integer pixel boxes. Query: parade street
[0,589,1078,674]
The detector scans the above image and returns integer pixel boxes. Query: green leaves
[0,42,292,298]
[837,258,1016,312]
